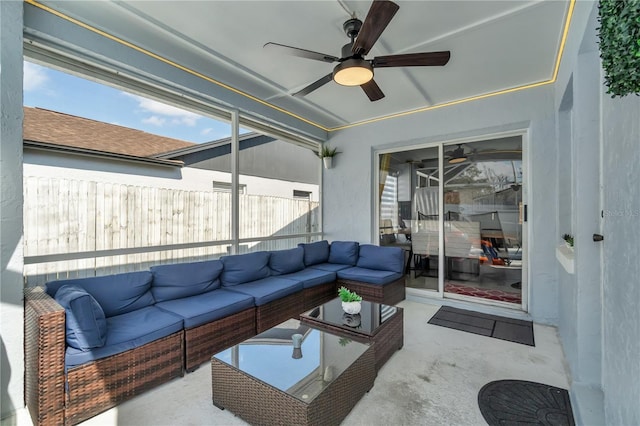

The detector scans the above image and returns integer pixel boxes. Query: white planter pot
[341,301,361,315]
[323,157,333,169]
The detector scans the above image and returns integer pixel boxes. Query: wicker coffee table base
[301,307,403,372]
[212,345,376,426]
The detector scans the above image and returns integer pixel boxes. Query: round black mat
[478,380,575,426]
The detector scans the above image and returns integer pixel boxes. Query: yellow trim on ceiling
[25,0,575,134]
[24,0,331,132]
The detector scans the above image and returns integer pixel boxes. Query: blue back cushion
[270,247,305,275]
[150,260,223,302]
[54,285,107,350]
[221,251,271,286]
[357,244,405,274]
[298,240,330,266]
[328,241,359,265]
[46,271,155,318]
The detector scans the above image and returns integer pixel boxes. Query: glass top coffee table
[300,298,403,371]
[211,319,376,426]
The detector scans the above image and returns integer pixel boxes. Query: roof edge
[24,140,185,167]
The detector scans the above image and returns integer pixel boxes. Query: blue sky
[23,61,232,143]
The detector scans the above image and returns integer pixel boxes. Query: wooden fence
[23,176,319,286]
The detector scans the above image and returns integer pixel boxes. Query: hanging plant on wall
[597,0,640,97]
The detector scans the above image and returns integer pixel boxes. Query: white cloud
[142,116,166,127]
[200,128,213,136]
[123,92,200,127]
[23,62,49,92]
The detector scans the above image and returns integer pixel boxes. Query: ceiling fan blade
[361,79,385,101]
[373,51,451,67]
[293,73,333,97]
[264,42,339,63]
[352,0,400,56]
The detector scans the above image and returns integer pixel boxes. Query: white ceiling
[40,1,570,131]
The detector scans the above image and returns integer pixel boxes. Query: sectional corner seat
[24,240,405,426]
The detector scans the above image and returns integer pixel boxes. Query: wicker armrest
[24,286,66,426]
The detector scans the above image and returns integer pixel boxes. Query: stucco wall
[601,87,640,426]
[324,85,559,323]
[0,0,24,418]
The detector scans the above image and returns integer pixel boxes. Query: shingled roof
[23,106,196,158]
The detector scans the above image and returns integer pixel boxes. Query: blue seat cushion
[298,240,329,266]
[221,252,271,286]
[337,267,403,286]
[55,285,107,350]
[225,277,303,306]
[46,271,155,318]
[357,244,405,274]
[156,289,255,329]
[269,247,305,275]
[280,268,336,289]
[64,306,183,368]
[150,260,223,302]
[328,241,359,265]
[308,262,352,272]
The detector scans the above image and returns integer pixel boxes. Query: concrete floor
[8,299,570,426]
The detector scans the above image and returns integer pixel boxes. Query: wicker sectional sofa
[24,240,405,425]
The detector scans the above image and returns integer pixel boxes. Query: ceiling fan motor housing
[343,18,362,40]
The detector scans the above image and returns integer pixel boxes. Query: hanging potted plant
[318,145,340,169]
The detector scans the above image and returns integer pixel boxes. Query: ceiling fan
[263,0,451,102]
[445,144,473,164]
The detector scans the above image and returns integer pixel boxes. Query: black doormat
[478,380,575,426]
[428,306,534,346]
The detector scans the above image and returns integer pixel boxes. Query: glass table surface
[212,319,370,404]
[301,297,399,337]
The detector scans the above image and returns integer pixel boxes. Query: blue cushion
[55,285,107,350]
[298,240,329,266]
[357,244,405,274]
[225,277,303,306]
[150,260,223,302]
[64,306,183,368]
[46,271,155,318]
[307,262,352,272]
[220,252,271,286]
[280,268,336,289]
[328,241,359,265]
[156,289,255,329]
[269,247,305,275]
[337,267,403,285]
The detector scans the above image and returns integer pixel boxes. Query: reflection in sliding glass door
[377,135,525,309]
[378,146,440,293]
[442,138,523,305]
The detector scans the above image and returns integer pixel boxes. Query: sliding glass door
[377,135,525,309]
[442,138,524,306]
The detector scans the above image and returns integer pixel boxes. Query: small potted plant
[318,145,340,169]
[562,233,574,250]
[338,286,362,314]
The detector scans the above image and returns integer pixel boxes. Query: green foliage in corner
[597,0,640,97]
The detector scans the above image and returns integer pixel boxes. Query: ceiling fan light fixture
[333,58,373,86]
[447,145,467,164]
[448,156,467,164]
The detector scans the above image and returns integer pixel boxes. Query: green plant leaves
[597,0,640,97]
[338,286,362,302]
